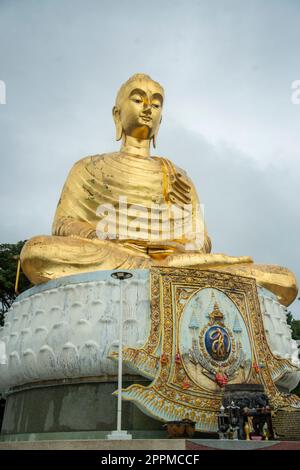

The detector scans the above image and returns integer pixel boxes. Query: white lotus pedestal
[0,270,157,436]
[0,268,299,438]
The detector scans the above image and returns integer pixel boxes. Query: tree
[291,319,300,342]
[0,241,31,326]
[286,309,300,396]
[286,311,294,327]
[286,310,300,342]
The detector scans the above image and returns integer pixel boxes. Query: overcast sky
[0,0,299,317]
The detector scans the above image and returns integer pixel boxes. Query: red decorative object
[182,379,191,389]
[253,363,260,374]
[160,353,168,365]
[215,372,228,387]
[175,352,181,364]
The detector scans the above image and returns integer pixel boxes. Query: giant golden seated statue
[21,73,297,306]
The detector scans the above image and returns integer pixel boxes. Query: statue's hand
[147,241,187,260]
[160,253,253,268]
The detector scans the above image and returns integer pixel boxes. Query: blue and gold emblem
[203,301,232,361]
[204,326,231,361]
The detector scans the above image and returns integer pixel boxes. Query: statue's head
[113,73,164,148]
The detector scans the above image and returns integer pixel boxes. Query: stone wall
[272,409,300,440]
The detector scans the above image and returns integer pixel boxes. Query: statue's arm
[51,157,98,240]
[203,233,212,253]
[52,217,96,239]
[189,176,212,254]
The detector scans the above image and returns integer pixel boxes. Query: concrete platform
[1,438,300,450]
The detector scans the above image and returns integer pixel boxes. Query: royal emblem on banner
[188,298,246,387]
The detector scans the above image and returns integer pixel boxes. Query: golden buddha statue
[21,73,297,306]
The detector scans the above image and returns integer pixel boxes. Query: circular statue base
[1,270,299,436]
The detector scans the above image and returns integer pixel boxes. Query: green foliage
[0,241,31,326]
[291,319,300,341]
[286,311,300,341]
[287,311,300,396]
[286,311,294,327]
[292,381,300,397]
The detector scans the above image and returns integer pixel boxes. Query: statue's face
[116,80,163,140]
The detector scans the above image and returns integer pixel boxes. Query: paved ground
[186,439,300,450]
[0,439,185,450]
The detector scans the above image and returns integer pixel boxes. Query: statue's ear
[112,106,123,141]
[152,115,162,149]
